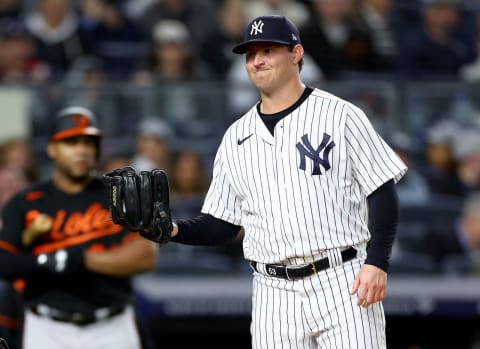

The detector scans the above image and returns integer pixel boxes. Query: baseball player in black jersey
[0,106,158,349]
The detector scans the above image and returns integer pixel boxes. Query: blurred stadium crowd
[0,0,479,83]
[0,0,480,277]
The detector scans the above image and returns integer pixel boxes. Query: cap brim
[232,39,293,54]
[50,127,102,142]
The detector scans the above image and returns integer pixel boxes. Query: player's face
[47,135,98,181]
[245,42,301,93]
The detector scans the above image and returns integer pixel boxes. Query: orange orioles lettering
[29,202,123,255]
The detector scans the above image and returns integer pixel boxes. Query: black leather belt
[249,247,357,280]
[30,304,125,327]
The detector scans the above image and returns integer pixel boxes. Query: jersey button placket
[275,127,293,238]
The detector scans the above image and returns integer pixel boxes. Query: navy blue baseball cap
[232,15,301,54]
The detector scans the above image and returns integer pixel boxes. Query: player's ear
[292,44,304,65]
[46,142,56,159]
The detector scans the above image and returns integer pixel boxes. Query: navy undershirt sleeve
[172,214,241,246]
[365,179,398,272]
[0,251,42,281]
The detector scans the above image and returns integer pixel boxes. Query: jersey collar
[254,109,275,145]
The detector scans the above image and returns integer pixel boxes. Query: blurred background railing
[10,79,479,190]
[14,80,478,169]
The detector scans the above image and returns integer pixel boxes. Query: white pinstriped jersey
[202,88,407,264]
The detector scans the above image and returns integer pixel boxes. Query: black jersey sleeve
[173,214,241,245]
[0,192,27,249]
[0,192,44,280]
[0,250,41,281]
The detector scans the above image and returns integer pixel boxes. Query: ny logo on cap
[250,20,264,36]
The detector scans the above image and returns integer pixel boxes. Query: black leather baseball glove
[0,338,10,349]
[102,166,173,244]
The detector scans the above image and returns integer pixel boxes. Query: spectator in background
[460,4,480,82]
[452,128,480,195]
[419,119,465,197]
[122,0,154,22]
[0,28,49,84]
[353,0,398,73]
[77,0,148,80]
[391,0,422,31]
[0,0,47,84]
[0,139,35,251]
[63,56,140,142]
[0,138,40,228]
[299,0,378,80]
[0,138,39,184]
[400,191,480,274]
[137,0,217,55]
[391,131,431,206]
[0,0,23,33]
[24,0,85,81]
[397,0,477,80]
[131,19,217,133]
[245,0,310,28]
[169,149,209,219]
[201,0,247,78]
[0,166,28,224]
[129,117,173,172]
[62,57,118,138]
[134,19,212,84]
[63,55,106,105]
[167,148,243,270]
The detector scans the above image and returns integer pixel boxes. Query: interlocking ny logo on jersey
[296,133,336,175]
[250,20,264,35]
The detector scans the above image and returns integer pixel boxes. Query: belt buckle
[283,263,307,280]
[71,312,89,326]
[285,266,293,280]
[310,262,317,274]
[286,262,317,280]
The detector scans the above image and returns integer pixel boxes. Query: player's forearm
[365,179,398,272]
[172,214,242,245]
[0,251,44,280]
[84,238,158,276]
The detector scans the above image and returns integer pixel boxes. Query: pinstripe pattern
[251,254,386,349]
[202,88,407,264]
[202,87,406,348]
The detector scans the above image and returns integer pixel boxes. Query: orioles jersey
[202,87,407,264]
[0,176,137,313]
